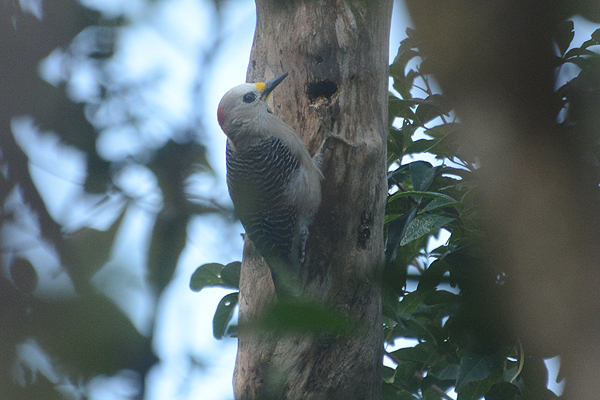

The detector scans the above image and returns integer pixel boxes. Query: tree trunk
[233,1,393,399]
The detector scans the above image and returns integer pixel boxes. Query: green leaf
[485,382,519,400]
[389,97,417,120]
[393,361,421,392]
[397,290,430,314]
[221,261,241,289]
[392,75,416,101]
[418,259,451,290]
[388,163,410,186]
[415,96,447,125]
[404,139,437,155]
[190,261,240,292]
[400,215,455,246]
[391,42,419,73]
[392,343,431,364]
[564,46,598,60]
[383,365,396,383]
[385,208,418,268]
[564,54,600,70]
[390,38,420,101]
[457,370,503,400]
[382,382,418,400]
[456,353,502,392]
[420,196,459,213]
[388,128,405,162]
[384,213,403,224]
[424,289,459,307]
[213,292,239,339]
[434,364,460,380]
[554,20,574,57]
[190,263,224,292]
[398,313,438,344]
[409,161,437,192]
[592,28,600,43]
[388,191,456,204]
[424,122,462,140]
[423,388,449,400]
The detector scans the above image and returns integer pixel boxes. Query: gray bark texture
[233,0,393,399]
[405,1,600,398]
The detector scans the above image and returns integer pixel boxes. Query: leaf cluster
[190,261,358,339]
[379,26,598,399]
[190,262,241,339]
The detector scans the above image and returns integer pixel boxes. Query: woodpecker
[217,73,323,299]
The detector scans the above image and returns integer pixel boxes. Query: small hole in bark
[357,211,373,250]
[307,79,338,101]
[315,56,323,64]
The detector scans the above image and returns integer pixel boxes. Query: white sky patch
[113,164,162,205]
[11,116,87,187]
[38,48,66,87]
[148,213,243,400]
[150,0,214,55]
[66,59,102,103]
[91,205,157,335]
[19,0,43,20]
[13,339,60,386]
[571,15,600,50]
[86,370,141,400]
[96,125,147,161]
[10,117,94,225]
[108,25,195,126]
[427,228,451,253]
[92,0,206,136]
[544,356,565,396]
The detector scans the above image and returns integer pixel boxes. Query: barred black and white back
[226,137,299,262]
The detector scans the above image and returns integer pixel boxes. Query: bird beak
[260,72,289,101]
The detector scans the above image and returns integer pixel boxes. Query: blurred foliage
[0,1,232,399]
[381,23,600,400]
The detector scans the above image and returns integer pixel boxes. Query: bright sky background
[13,0,600,398]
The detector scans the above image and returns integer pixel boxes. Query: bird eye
[243,92,257,103]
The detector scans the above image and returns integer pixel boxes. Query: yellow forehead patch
[256,82,267,91]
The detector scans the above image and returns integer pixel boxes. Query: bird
[217,72,323,299]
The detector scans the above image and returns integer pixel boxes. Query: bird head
[217,72,288,134]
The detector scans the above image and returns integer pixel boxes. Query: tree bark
[233,1,393,399]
